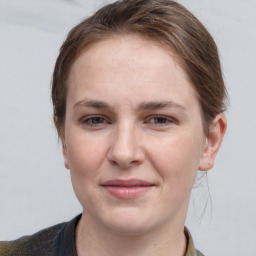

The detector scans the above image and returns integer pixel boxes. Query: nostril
[109,159,118,166]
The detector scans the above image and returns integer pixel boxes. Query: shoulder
[0,215,81,256]
[0,222,66,256]
[196,249,205,256]
[184,227,205,256]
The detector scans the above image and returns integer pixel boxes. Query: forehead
[67,34,198,109]
[71,34,185,79]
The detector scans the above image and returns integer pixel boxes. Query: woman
[0,0,227,255]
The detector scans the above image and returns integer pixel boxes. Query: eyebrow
[73,99,185,111]
[73,99,112,110]
[138,101,185,111]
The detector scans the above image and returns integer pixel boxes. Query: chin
[107,221,151,236]
[100,207,161,236]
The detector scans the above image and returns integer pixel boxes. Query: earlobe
[198,113,227,171]
[62,142,70,170]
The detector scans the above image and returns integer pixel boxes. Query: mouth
[101,179,155,199]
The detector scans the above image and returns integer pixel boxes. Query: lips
[101,179,155,199]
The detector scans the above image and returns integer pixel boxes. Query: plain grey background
[0,0,256,255]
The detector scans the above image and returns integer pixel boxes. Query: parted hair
[52,0,227,135]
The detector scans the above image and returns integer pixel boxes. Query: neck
[75,212,187,256]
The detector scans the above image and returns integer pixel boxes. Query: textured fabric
[0,215,80,256]
[0,215,204,256]
[184,227,204,256]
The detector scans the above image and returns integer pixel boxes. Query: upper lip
[101,179,155,187]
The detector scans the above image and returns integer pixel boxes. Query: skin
[60,35,226,256]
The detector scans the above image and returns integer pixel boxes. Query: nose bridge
[108,119,144,168]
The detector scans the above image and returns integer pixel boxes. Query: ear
[54,117,70,170]
[62,142,70,170]
[198,113,227,171]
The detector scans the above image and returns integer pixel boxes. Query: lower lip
[103,186,153,199]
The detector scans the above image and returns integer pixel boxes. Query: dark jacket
[0,215,204,256]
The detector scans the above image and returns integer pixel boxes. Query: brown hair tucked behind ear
[52,0,227,136]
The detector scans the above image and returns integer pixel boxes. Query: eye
[81,116,108,127]
[147,116,175,126]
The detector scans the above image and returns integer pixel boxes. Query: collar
[60,215,204,256]
[184,227,204,256]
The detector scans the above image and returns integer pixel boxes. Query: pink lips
[101,179,154,199]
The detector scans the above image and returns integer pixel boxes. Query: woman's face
[62,35,210,234]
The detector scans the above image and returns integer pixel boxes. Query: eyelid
[146,115,177,125]
[80,115,111,126]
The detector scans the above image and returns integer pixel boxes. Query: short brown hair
[52,0,227,135]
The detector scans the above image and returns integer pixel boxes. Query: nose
[107,123,145,169]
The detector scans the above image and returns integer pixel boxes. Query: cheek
[66,134,108,207]
[66,131,108,179]
[148,133,203,189]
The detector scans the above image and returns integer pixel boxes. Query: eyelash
[147,116,175,126]
[81,116,109,127]
[80,115,176,128]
